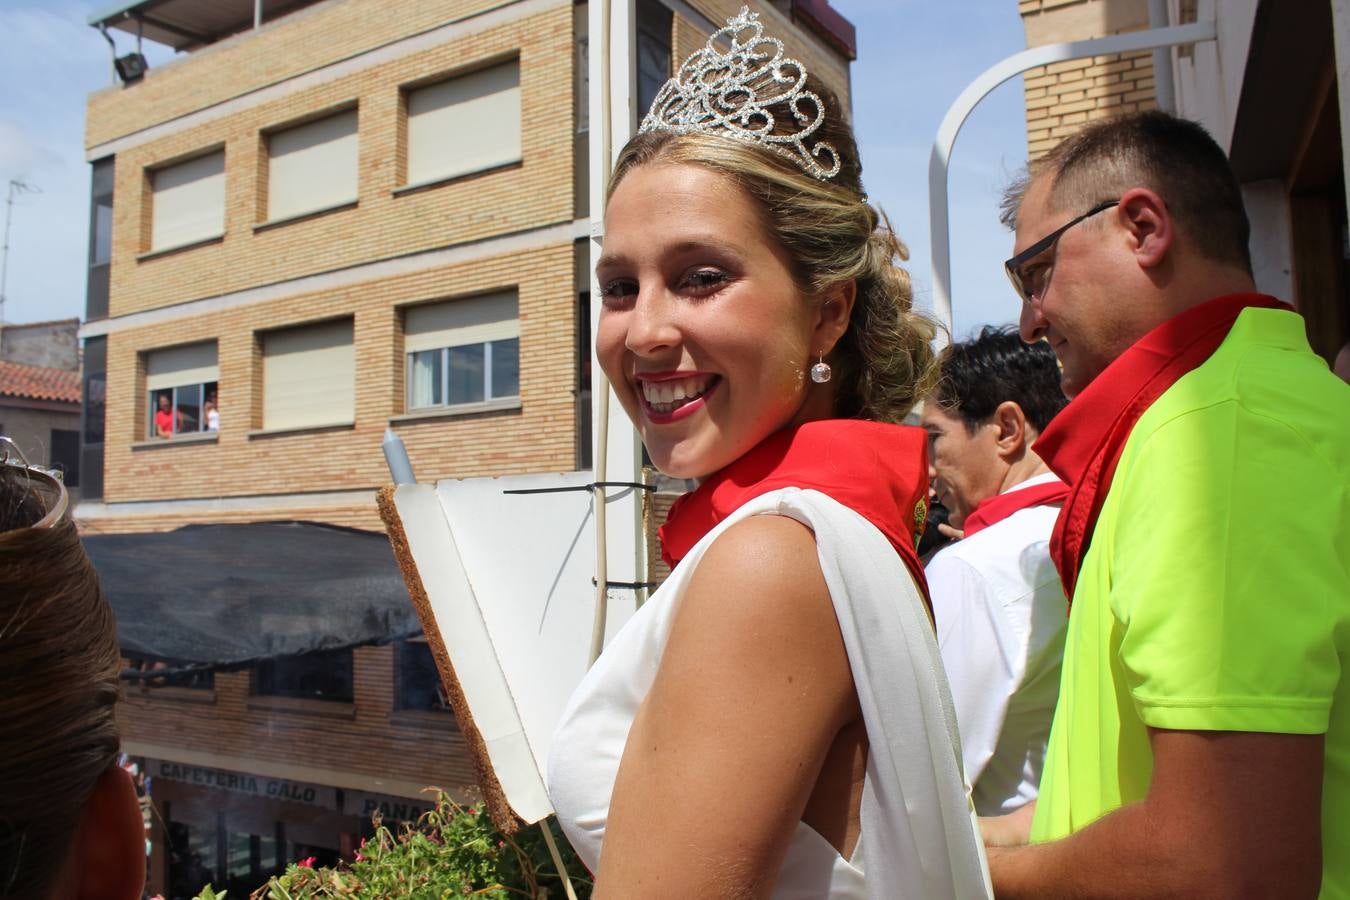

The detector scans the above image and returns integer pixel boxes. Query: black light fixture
[114,52,148,83]
[99,18,150,86]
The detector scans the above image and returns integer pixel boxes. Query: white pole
[927,21,1216,340]
[588,0,642,666]
[1148,0,1176,113]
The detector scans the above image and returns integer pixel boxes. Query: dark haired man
[988,111,1350,897]
[922,326,1069,818]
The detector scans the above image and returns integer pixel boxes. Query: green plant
[187,791,592,899]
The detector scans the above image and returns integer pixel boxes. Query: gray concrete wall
[0,319,80,370]
[1169,0,1260,149]
[1241,179,1295,301]
[0,402,83,502]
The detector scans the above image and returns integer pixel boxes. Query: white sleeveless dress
[547,487,992,899]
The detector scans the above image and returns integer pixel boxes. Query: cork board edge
[377,484,524,836]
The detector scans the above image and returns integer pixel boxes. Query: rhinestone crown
[638,6,842,182]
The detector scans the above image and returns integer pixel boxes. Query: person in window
[154,392,182,438]
[1,444,145,899]
[204,390,220,432]
[546,10,989,898]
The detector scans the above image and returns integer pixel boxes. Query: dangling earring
[810,352,832,384]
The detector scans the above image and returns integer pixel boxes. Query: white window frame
[149,149,225,253]
[145,342,219,439]
[263,107,359,224]
[404,293,520,411]
[260,318,356,432]
[403,59,522,190]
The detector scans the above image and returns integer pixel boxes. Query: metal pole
[927,21,1216,339]
[1,183,12,325]
[254,0,263,30]
[1,180,38,325]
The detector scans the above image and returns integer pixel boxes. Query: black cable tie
[591,578,661,590]
[503,481,656,496]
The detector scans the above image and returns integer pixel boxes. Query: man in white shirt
[922,325,1068,815]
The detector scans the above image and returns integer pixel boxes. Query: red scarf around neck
[961,477,1068,537]
[1033,293,1294,602]
[657,419,932,606]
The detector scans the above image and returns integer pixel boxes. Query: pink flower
[297,856,317,868]
[497,840,505,848]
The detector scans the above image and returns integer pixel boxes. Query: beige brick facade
[1017,0,1158,157]
[102,7,574,317]
[100,242,576,505]
[87,0,526,148]
[118,644,476,796]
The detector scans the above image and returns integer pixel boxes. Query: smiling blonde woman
[545,9,989,899]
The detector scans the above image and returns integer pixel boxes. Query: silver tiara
[639,6,842,182]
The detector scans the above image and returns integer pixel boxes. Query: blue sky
[0,0,1028,338]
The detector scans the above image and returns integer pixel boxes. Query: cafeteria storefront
[140,758,436,898]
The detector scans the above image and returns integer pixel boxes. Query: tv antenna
[1,178,40,324]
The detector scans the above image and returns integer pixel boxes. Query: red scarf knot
[961,478,1069,537]
[657,419,932,608]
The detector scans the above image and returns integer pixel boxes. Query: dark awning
[89,0,327,52]
[82,520,420,675]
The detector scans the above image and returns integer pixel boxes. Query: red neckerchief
[1034,293,1294,603]
[961,477,1068,537]
[658,419,932,610]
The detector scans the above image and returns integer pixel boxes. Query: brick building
[78,0,855,893]
[1015,0,1350,367]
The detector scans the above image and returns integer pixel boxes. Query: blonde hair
[610,77,937,422]
[0,471,121,897]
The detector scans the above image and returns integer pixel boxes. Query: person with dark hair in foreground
[0,439,145,900]
[987,111,1350,897]
[921,326,1068,817]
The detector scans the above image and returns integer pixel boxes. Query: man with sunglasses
[984,111,1350,898]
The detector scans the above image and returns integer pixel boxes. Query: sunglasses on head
[1004,199,1120,304]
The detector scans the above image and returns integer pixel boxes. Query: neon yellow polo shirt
[1030,307,1350,897]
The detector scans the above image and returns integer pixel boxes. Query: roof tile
[0,359,81,404]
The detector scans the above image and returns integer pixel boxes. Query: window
[576,35,589,133]
[396,639,451,712]
[145,341,219,439]
[83,373,106,444]
[261,319,355,431]
[636,0,673,116]
[49,429,80,487]
[404,60,521,187]
[87,158,114,320]
[255,648,353,702]
[265,109,358,223]
[149,150,225,252]
[405,292,519,410]
[125,656,215,690]
[92,199,113,266]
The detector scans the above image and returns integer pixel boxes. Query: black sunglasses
[1004,199,1120,304]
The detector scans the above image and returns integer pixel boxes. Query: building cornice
[80,218,589,339]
